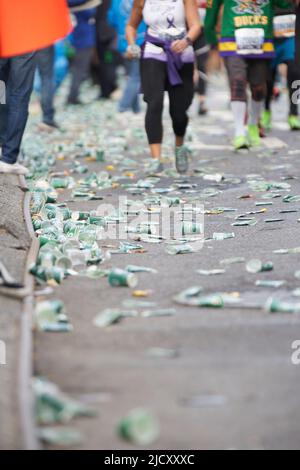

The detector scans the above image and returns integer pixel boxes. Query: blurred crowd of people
[0,0,300,176]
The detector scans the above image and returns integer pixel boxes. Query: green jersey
[205,0,292,58]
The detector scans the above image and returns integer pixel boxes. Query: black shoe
[198,102,208,116]
[98,95,111,101]
[66,98,83,106]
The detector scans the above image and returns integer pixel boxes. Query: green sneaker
[260,110,272,132]
[233,135,249,151]
[175,145,189,174]
[288,115,300,131]
[248,124,261,147]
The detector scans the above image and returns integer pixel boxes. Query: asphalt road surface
[25,76,300,450]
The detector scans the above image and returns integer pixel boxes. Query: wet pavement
[24,77,300,449]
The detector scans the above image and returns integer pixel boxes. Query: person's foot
[118,107,141,117]
[258,122,266,138]
[0,160,29,175]
[175,146,189,174]
[233,135,250,151]
[98,90,117,101]
[66,98,82,106]
[288,115,300,131]
[118,109,133,117]
[147,159,164,175]
[260,110,272,132]
[248,124,261,147]
[198,101,208,116]
[38,121,60,132]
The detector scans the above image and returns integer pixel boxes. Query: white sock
[248,99,263,126]
[231,101,247,137]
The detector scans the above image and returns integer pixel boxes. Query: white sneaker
[13,162,29,175]
[0,160,29,175]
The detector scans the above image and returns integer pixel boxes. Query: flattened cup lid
[246,259,263,274]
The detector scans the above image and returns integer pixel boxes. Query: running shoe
[0,160,29,175]
[260,110,272,132]
[147,159,164,175]
[233,135,249,151]
[288,115,300,131]
[175,146,189,174]
[248,124,261,147]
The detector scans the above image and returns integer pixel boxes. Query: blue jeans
[68,47,93,102]
[119,59,141,113]
[0,52,37,164]
[36,46,55,125]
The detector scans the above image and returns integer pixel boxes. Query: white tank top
[142,0,194,63]
[143,0,187,38]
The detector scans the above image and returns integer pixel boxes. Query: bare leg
[175,136,184,147]
[149,143,161,159]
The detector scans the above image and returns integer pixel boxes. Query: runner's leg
[248,59,268,126]
[287,59,299,117]
[167,63,194,146]
[224,56,248,148]
[167,63,194,173]
[141,59,166,159]
[247,59,268,146]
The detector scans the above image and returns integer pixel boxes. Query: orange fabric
[0,0,72,57]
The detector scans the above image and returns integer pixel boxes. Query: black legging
[141,59,194,144]
[266,59,299,116]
